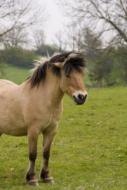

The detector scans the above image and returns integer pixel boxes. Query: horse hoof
[42,177,54,184]
[27,179,39,186]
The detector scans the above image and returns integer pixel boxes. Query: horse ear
[68,53,79,58]
[52,53,78,68]
[68,52,83,59]
[52,62,64,68]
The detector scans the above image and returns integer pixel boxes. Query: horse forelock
[49,52,72,63]
[63,52,85,76]
[49,51,85,74]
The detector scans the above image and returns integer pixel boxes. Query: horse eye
[65,74,70,78]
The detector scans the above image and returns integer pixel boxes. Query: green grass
[0,64,29,84]
[0,66,127,189]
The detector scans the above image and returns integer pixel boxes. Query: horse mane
[29,52,85,88]
[29,61,48,87]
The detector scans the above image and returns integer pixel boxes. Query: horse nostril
[73,93,87,105]
[78,94,87,101]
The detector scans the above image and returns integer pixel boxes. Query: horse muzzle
[73,91,88,105]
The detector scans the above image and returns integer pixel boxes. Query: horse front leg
[40,127,57,183]
[26,128,39,186]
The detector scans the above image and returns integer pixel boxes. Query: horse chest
[42,108,61,127]
[25,99,63,132]
[34,106,62,131]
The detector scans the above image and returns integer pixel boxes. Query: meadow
[0,65,127,190]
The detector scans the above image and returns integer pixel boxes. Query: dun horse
[0,52,87,185]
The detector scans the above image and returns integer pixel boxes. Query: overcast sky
[37,0,66,43]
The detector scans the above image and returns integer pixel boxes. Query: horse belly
[0,92,27,136]
[0,114,27,136]
[2,126,27,136]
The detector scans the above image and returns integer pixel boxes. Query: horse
[0,52,87,186]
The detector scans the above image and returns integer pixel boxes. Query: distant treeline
[87,46,127,87]
[0,45,127,87]
[0,44,59,69]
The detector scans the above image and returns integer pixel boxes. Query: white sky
[36,0,108,47]
[37,0,66,43]
[36,0,112,46]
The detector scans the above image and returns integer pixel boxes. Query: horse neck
[43,73,64,107]
[24,72,64,108]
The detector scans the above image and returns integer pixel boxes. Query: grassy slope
[0,64,29,84]
[0,66,127,190]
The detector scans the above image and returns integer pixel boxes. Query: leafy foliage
[80,28,127,87]
[0,48,37,69]
[35,44,59,57]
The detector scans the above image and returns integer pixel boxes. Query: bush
[0,47,37,69]
[87,46,127,87]
[35,44,59,56]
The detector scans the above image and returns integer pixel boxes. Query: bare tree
[61,0,127,45]
[65,23,81,51]
[0,0,45,47]
[54,31,67,52]
[34,30,45,50]
[1,27,29,48]
[80,27,102,56]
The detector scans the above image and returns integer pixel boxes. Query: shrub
[0,47,37,69]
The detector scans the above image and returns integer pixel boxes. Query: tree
[35,44,59,57]
[1,27,28,48]
[62,0,127,45]
[65,23,82,51]
[80,27,109,86]
[33,29,59,56]
[54,31,67,52]
[115,46,127,83]
[76,27,102,57]
[0,0,45,48]
[34,30,45,50]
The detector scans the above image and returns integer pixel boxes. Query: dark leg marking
[40,169,49,179]
[26,152,37,183]
[40,130,56,183]
[40,150,54,183]
[43,150,50,160]
[40,150,50,179]
[26,172,35,181]
[26,130,39,186]
[29,152,37,161]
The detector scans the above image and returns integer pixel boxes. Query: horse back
[0,79,18,87]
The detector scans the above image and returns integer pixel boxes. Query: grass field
[0,66,127,190]
[0,64,29,84]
